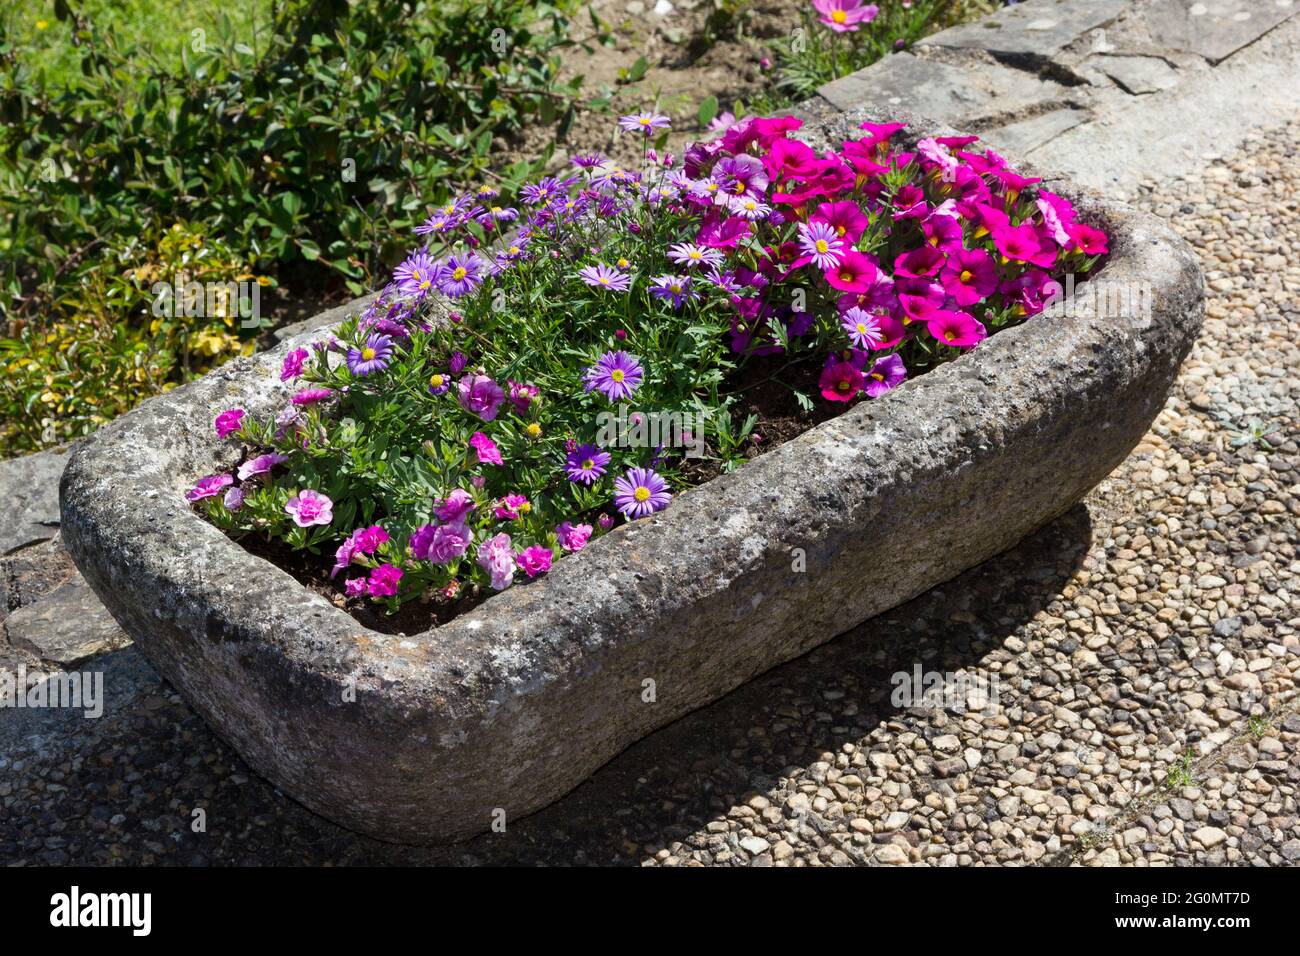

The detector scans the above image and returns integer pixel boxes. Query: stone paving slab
[917,0,1129,59]
[0,450,67,556]
[1145,0,1299,65]
[817,51,1063,126]
[5,572,130,666]
[981,108,1091,156]
[1090,53,1181,93]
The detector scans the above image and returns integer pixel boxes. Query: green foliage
[0,0,581,457]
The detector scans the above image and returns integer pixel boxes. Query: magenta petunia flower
[457,373,506,421]
[344,578,367,598]
[797,220,844,270]
[394,250,441,298]
[578,262,632,292]
[411,523,470,564]
[584,351,644,401]
[648,274,695,309]
[516,545,553,578]
[477,532,516,590]
[618,111,671,135]
[613,466,671,520]
[864,353,907,398]
[469,431,503,466]
[927,311,988,348]
[824,250,877,293]
[223,487,244,511]
[367,563,403,597]
[186,473,233,502]
[819,359,865,402]
[894,246,946,278]
[565,443,611,484]
[280,348,309,382]
[435,488,477,525]
[941,247,1000,307]
[507,380,539,413]
[811,200,868,245]
[346,333,393,377]
[494,494,530,521]
[1066,222,1108,255]
[284,489,333,527]
[214,408,244,438]
[556,521,593,552]
[438,252,485,298]
[237,453,288,481]
[841,307,884,350]
[353,524,389,555]
[291,387,334,405]
[993,224,1056,267]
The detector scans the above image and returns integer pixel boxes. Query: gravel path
[2,119,1297,867]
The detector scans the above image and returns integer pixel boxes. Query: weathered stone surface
[0,449,67,555]
[982,108,1090,156]
[918,0,1128,59]
[817,51,1059,125]
[4,571,130,665]
[1092,53,1181,94]
[1144,0,1299,65]
[60,107,1204,844]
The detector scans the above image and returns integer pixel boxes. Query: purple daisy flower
[572,152,606,169]
[797,221,845,270]
[841,307,884,350]
[618,112,671,135]
[438,252,484,299]
[578,262,632,292]
[393,250,441,298]
[613,466,671,520]
[346,333,394,377]
[649,274,695,309]
[428,371,451,395]
[520,177,563,206]
[564,443,612,485]
[584,351,644,401]
[728,196,772,221]
[667,243,724,270]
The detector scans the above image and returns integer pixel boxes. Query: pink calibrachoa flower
[516,545,554,578]
[457,373,506,421]
[811,200,868,244]
[477,532,516,590]
[280,348,308,381]
[824,250,877,293]
[353,525,389,554]
[819,359,864,402]
[435,488,477,525]
[469,431,503,466]
[367,564,403,597]
[344,578,367,598]
[993,223,1056,268]
[941,247,1000,307]
[927,311,988,348]
[840,307,883,350]
[556,521,593,552]
[284,489,333,527]
[895,246,946,278]
[237,453,288,481]
[598,513,615,531]
[507,380,539,414]
[411,523,470,564]
[186,473,233,502]
[214,408,244,438]
[223,487,244,511]
[291,387,333,406]
[812,0,878,33]
[1066,222,1109,255]
[864,353,907,398]
[613,466,672,520]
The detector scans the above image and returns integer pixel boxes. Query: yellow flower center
[526,423,541,438]
[871,372,884,381]
[856,323,868,334]
[832,10,847,23]
[944,330,957,342]
[361,347,376,361]
[610,369,625,383]
[815,239,829,253]
[430,374,444,387]
[960,270,973,283]
[509,245,521,255]
[582,458,594,470]
[838,379,852,392]
[634,486,651,502]
[733,181,746,194]
[618,258,630,268]
[452,267,467,281]
[638,117,651,126]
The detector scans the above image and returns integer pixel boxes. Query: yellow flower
[525,422,542,439]
[36,19,49,30]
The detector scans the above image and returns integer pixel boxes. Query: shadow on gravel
[0,504,1092,866]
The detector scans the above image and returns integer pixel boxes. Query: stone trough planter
[61,108,1204,844]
